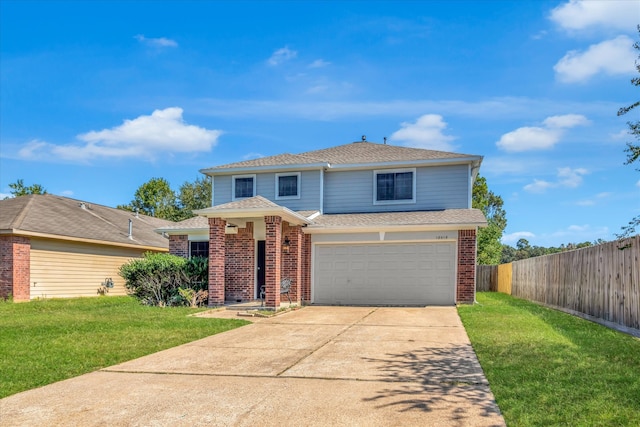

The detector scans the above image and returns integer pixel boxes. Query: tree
[7,179,47,197]
[617,25,640,239]
[176,176,212,221]
[119,176,212,221]
[472,175,507,265]
[119,177,179,220]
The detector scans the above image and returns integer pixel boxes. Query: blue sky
[1,0,638,247]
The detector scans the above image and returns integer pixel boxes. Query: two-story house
[157,139,487,308]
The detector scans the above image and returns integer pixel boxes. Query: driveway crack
[275,307,379,376]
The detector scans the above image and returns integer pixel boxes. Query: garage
[313,242,456,306]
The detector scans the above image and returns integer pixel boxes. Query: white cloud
[390,114,456,151]
[18,108,221,163]
[610,129,631,140]
[524,167,588,193]
[134,34,178,48]
[523,179,555,193]
[309,59,330,68]
[0,193,13,200]
[267,47,297,66]
[554,36,636,83]
[576,192,612,206]
[496,127,560,152]
[60,190,74,196]
[501,231,536,244]
[542,114,590,128]
[550,1,639,32]
[496,114,589,152]
[18,139,49,159]
[636,179,640,188]
[549,224,609,242]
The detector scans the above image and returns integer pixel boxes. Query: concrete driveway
[0,306,505,426]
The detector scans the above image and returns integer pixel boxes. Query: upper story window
[276,172,301,200]
[190,241,209,258]
[374,168,416,204]
[232,174,256,200]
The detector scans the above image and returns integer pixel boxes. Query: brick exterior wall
[169,235,189,258]
[208,218,226,306]
[264,216,282,308]
[301,233,311,303]
[0,235,31,302]
[457,229,477,304]
[225,222,255,302]
[281,222,303,303]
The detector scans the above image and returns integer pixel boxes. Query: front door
[256,240,266,299]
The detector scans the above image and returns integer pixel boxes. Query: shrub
[119,253,208,307]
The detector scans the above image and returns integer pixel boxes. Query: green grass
[458,292,640,426]
[0,296,249,398]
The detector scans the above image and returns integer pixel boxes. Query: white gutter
[303,222,488,234]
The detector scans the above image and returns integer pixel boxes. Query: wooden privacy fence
[475,236,640,332]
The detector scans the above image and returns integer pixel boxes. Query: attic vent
[362,135,366,142]
[80,202,86,209]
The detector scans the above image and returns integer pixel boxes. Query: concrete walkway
[0,306,505,426]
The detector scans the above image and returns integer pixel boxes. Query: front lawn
[458,292,640,426]
[0,296,249,398]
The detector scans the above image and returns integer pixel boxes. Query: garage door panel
[314,242,456,306]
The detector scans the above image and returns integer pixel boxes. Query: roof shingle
[203,141,481,172]
[0,194,171,249]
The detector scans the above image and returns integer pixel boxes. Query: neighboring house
[0,194,171,301]
[157,140,487,308]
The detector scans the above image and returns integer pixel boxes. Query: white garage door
[313,242,456,306]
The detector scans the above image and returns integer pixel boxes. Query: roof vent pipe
[128,219,133,239]
[383,136,387,144]
[362,135,366,142]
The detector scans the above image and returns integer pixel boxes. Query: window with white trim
[275,172,300,199]
[232,174,256,200]
[374,169,416,204]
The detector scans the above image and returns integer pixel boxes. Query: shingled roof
[0,194,172,250]
[201,141,481,173]
[306,209,487,230]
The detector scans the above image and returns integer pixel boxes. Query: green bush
[119,253,208,307]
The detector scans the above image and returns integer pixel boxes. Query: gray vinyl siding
[323,165,469,214]
[213,175,233,206]
[212,170,321,211]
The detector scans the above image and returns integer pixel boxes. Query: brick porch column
[457,229,477,304]
[301,233,311,303]
[282,223,303,303]
[264,216,282,308]
[208,217,226,306]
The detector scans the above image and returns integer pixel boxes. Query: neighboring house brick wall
[0,235,31,302]
[169,235,189,258]
[457,229,476,304]
[225,222,255,302]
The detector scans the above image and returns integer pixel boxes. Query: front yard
[459,292,640,426]
[0,296,248,398]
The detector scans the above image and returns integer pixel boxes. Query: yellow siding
[497,263,512,295]
[30,238,147,299]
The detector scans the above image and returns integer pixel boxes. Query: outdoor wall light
[282,237,291,254]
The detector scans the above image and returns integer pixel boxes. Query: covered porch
[195,196,312,309]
